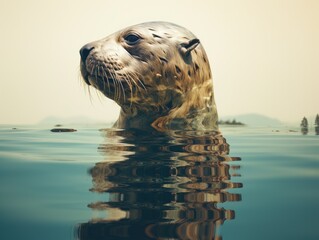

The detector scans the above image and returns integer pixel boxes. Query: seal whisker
[122,71,134,90]
[110,77,118,102]
[126,71,149,105]
[101,67,111,96]
[107,67,118,101]
[137,79,147,92]
[111,68,126,102]
[127,71,147,93]
[125,72,144,100]
[122,71,134,106]
[126,72,141,92]
[119,80,126,102]
[77,68,87,88]
[87,84,93,104]
[94,65,99,86]
[97,65,106,93]
[132,72,147,91]
[109,68,122,102]
[124,72,138,90]
[94,86,105,104]
[101,66,108,94]
[114,76,122,103]
[78,69,93,101]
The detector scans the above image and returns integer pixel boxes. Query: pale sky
[1,0,318,124]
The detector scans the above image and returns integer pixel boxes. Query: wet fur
[80,22,218,131]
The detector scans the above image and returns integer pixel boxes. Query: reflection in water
[76,129,242,240]
[301,128,309,135]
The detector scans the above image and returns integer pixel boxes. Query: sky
[0,0,318,124]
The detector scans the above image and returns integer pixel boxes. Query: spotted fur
[80,22,218,131]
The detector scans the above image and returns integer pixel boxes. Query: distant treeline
[218,119,245,126]
[301,114,319,128]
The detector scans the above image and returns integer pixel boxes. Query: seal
[79,22,218,131]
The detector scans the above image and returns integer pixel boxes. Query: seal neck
[114,108,163,130]
[114,81,218,131]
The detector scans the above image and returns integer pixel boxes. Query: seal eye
[124,34,141,45]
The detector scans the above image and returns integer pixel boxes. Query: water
[0,125,318,240]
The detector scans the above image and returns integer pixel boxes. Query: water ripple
[76,128,242,240]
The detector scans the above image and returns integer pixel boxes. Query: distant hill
[38,116,111,126]
[39,113,283,127]
[219,113,283,127]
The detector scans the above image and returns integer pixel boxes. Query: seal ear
[180,38,200,57]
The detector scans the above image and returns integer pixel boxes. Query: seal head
[80,22,218,131]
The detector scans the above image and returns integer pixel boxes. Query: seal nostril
[80,44,94,63]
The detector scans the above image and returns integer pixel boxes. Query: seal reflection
[76,129,242,240]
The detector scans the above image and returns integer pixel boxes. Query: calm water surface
[0,125,318,240]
